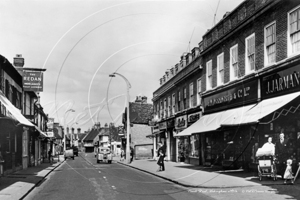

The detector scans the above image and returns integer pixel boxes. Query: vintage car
[64,148,74,160]
[72,146,79,157]
[96,147,112,164]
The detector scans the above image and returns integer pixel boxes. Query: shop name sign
[262,65,300,98]
[188,112,201,123]
[203,79,257,112]
[23,71,43,92]
[158,122,167,130]
[175,115,187,129]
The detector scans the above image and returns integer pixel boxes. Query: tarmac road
[24,153,213,200]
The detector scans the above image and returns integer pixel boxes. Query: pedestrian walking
[275,132,290,179]
[156,142,165,172]
[48,149,53,163]
[130,146,134,163]
[120,149,125,161]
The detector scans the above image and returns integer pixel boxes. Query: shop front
[158,122,167,158]
[174,115,188,163]
[166,118,175,162]
[176,78,259,168]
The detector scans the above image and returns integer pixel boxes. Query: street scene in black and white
[1,0,300,199]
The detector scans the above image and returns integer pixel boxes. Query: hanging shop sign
[47,118,54,131]
[188,112,201,123]
[167,119,175,128]
[158,122,167,130]
[175,115,187,130]
[153,125,160,133]
[261,64,300,99]
[203,79,258,113]
[23,71,43,92]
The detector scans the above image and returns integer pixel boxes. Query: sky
[0,0,243,132]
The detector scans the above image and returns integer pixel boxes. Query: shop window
[288,6,300,56]
[217,53,224,85]
[230,44,239,81]
[264,22,276,66]
[245,33,255,74]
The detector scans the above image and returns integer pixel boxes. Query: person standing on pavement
[130,146,134,163]
[275,132,290,179]
[156,142,166,171]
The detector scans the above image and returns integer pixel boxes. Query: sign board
[261,64,300,99]
[47,118,54,131]
[188,112,201,123]
[203,79,258,113]
[46,132,54,137]
[23,71,43,92]
[175,115,187,130]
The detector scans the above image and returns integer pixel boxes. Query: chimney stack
[13,54,24,67]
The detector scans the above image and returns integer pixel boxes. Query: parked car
[96,147,112,164]
[64,148,74,160]
[73,146,79,156]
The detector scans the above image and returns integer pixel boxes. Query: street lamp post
[109,72,131,164]
[63,109,75,152]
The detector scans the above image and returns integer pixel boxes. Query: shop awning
[222,91,300,126]
[146,131,164,138]
[35,126,48,137]
[174,104,255,137]
[0,92,34,127]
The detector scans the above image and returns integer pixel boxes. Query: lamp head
[109,74,116,77]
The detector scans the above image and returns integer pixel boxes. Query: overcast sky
[0,0,243,132]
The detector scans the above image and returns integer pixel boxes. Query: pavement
[1,154,299,200]
[116,156,300,188]
[0,155,64,200]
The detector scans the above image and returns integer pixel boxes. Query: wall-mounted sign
[153,125,160,133]
[175,115,187,130]
[158,122,167,130]
[188,112,201,123]
[167,119,175,128]
[261,64,300,99]
[23,71,43,92]
[47,118,54,131]
[203,79,258,113]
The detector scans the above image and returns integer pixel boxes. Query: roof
[77,133,87,140]
[129,102,153,124]
[83,129,99,141]
[99,127,110,136]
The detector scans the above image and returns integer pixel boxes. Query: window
[172,93,175,114]
[217,53,224,85]
[246,34,255,73]
[289,6,300,55]
[189,83,194,108]
[164,98,167,118]
[156,104,159,119]
[178,91,181,112]
[265,22,276,65]
[160,101,163,118]
[230,44,239,80]
[183,88,187,110]
[168,96,171,117]
[197,78,201,105]
[206,60,212,90]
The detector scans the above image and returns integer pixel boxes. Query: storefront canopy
[222,91,300,126]
[0,92,34,127]
[175,104,255,137]
[35,126,48,137]
[145,131,164,138]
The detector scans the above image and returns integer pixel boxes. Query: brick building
[122,95,153,160]
[154,0,300,172]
